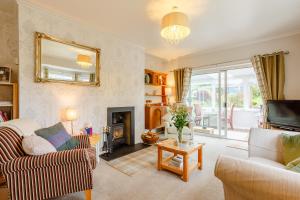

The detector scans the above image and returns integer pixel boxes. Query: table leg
[157,146,162,170]
[96,143,100,163]
[182,154,189,182]
[198,146,202,170]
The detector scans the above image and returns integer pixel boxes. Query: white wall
[145,54,168,72]
[169,34,300,99]
[0,1,18,82]
[18,2,145,143]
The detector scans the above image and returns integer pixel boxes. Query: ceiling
[25,0,300,60]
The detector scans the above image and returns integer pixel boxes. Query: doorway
[189,62,262,141]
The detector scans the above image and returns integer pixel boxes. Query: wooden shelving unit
[144,69,168,130]
[0,83,18,121]
[144,69,168,105]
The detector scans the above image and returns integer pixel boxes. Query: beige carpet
[54,136,248,200]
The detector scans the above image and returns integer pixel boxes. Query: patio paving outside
[193,126,249,141]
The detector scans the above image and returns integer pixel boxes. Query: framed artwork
[0,67,11,83]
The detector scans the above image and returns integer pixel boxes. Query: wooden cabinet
[145,104,167,130]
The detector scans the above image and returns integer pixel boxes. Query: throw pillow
[281,133,300,165]
[35,122,79,151]
[22,135,57,155]
[286,157,300,173]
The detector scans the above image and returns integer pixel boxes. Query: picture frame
[0,66,11,83]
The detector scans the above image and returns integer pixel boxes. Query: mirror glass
[35,33,100,86]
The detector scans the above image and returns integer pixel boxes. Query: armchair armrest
[215,155,300,200]
[1,149,91,174]
[73,134,91,149]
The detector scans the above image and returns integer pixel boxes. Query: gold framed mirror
[35,32,101,86]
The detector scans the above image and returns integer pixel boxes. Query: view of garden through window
[189,67,262,109]
[189,66,263,140]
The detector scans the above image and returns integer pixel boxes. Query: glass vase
[177,128,183,143]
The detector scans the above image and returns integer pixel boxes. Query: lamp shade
[77,54,92,68]
[65,108,78,121]
[161,11,190,44]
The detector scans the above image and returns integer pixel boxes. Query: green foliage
[251,85,263,107]
[227,93,243,108]
[170,105,189,132]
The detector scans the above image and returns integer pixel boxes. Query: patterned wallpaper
[0,7,18,82]
[18,3,145,142]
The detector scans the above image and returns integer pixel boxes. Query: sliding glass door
[189,63,262,141]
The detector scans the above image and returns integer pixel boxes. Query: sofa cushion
[35,122,79,151]
[22,135,57,155]
[281,133,300,165]
[249,157,286,169]
[0,119,41,137]
[286,157,300,173]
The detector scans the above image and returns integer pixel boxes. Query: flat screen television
[267,100,300,130]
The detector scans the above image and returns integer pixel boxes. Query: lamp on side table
[65,108,78,135]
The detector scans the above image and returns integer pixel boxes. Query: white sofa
[215,128,300,200]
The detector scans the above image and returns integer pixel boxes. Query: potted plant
[170,105,189,143]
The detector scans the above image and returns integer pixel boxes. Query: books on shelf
[0,111,9,122]
[0,101,12,107]
[169,156,183,168]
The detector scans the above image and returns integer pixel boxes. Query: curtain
[251,51,285,128]
[174,68,192,103]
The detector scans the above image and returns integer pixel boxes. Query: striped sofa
[0,126,96,200]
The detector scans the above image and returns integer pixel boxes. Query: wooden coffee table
[157,139,203,182]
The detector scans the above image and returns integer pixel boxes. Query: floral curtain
[251,51,285,128]
[174,68,192,103]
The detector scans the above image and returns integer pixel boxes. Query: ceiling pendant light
[76,54,92,69]
[160,7,191,45]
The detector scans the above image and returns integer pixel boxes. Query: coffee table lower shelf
[157,140,203,182]
[161,156,200,177]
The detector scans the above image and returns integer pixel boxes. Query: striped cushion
[0,127,25,165]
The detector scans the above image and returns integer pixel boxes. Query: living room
[0,0,300,200]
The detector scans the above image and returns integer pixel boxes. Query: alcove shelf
[0,83,18,122]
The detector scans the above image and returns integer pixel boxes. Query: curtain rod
[261,51,289,57]
[170,51,289,72]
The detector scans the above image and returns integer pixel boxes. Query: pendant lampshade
[160,8,190,44]
[77,54,92,68]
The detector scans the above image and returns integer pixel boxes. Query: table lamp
[65,108,78,135]
[165,87,172,105]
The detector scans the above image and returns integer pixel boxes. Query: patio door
[189,71,227,138]
[189,62,262,140]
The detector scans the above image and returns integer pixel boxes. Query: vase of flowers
[170,105,189,143]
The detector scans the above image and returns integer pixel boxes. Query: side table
[89,134,101,163]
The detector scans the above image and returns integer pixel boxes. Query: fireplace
[106,107,135,152]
